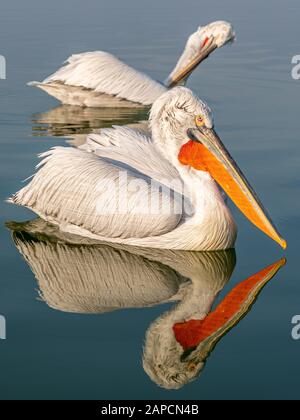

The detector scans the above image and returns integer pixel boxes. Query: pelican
[28,21,235,107]
[10,87,286,251]
[7,219,285,389]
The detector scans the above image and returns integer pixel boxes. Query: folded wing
[31,52,166,105]
[10,132,184,240]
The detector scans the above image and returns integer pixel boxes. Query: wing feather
[10,147,183,240]
[81,126,185,195]
[36,52,166,105]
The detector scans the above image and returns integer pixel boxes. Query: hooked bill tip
[279,257,287,267]
[280,239,287,250]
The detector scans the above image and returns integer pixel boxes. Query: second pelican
[28,21,235,107]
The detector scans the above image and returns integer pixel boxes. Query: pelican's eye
[195,115,205,127]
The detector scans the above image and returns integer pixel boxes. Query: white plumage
[10,87,237,251]
[31,52,166,106]
[9,219,235,389]
[29,21,235,107]
[165,20,236,86]
[9,220,283,389]
[13,146,183,240]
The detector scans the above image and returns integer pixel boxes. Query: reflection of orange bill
[173,258,286,350]
[179,129,287,249]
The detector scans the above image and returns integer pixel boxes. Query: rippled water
[0,0,299,400]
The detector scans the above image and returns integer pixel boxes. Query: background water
[0,0,299,400]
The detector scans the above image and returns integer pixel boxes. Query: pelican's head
[150,87,286,249]
[165,21,235,88]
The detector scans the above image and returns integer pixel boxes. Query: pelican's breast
[172,171,238,251]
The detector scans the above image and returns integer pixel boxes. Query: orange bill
[179,128,287,249]
[173,258,286,350]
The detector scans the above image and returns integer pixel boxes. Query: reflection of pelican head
[143,250,235,389]
[143,255,285,389]
[7,219,285,390]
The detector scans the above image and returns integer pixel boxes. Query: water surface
[0,0,299,400]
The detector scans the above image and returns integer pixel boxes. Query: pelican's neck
[168,277,222,323]
[179,165,225,215]
[142,255,233,389]
[152,125,225,216]
[164,30,202,88]
[164,48,191,88]
[150,122,237,250]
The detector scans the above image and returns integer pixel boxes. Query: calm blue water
[0,0,299,400]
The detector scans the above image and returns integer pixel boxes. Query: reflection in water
[7,219,285,390]
[32,105,149,146]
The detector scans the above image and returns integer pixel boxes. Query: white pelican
[28,21,235,107]
[8,219,285,389]
[10,87,286,251]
